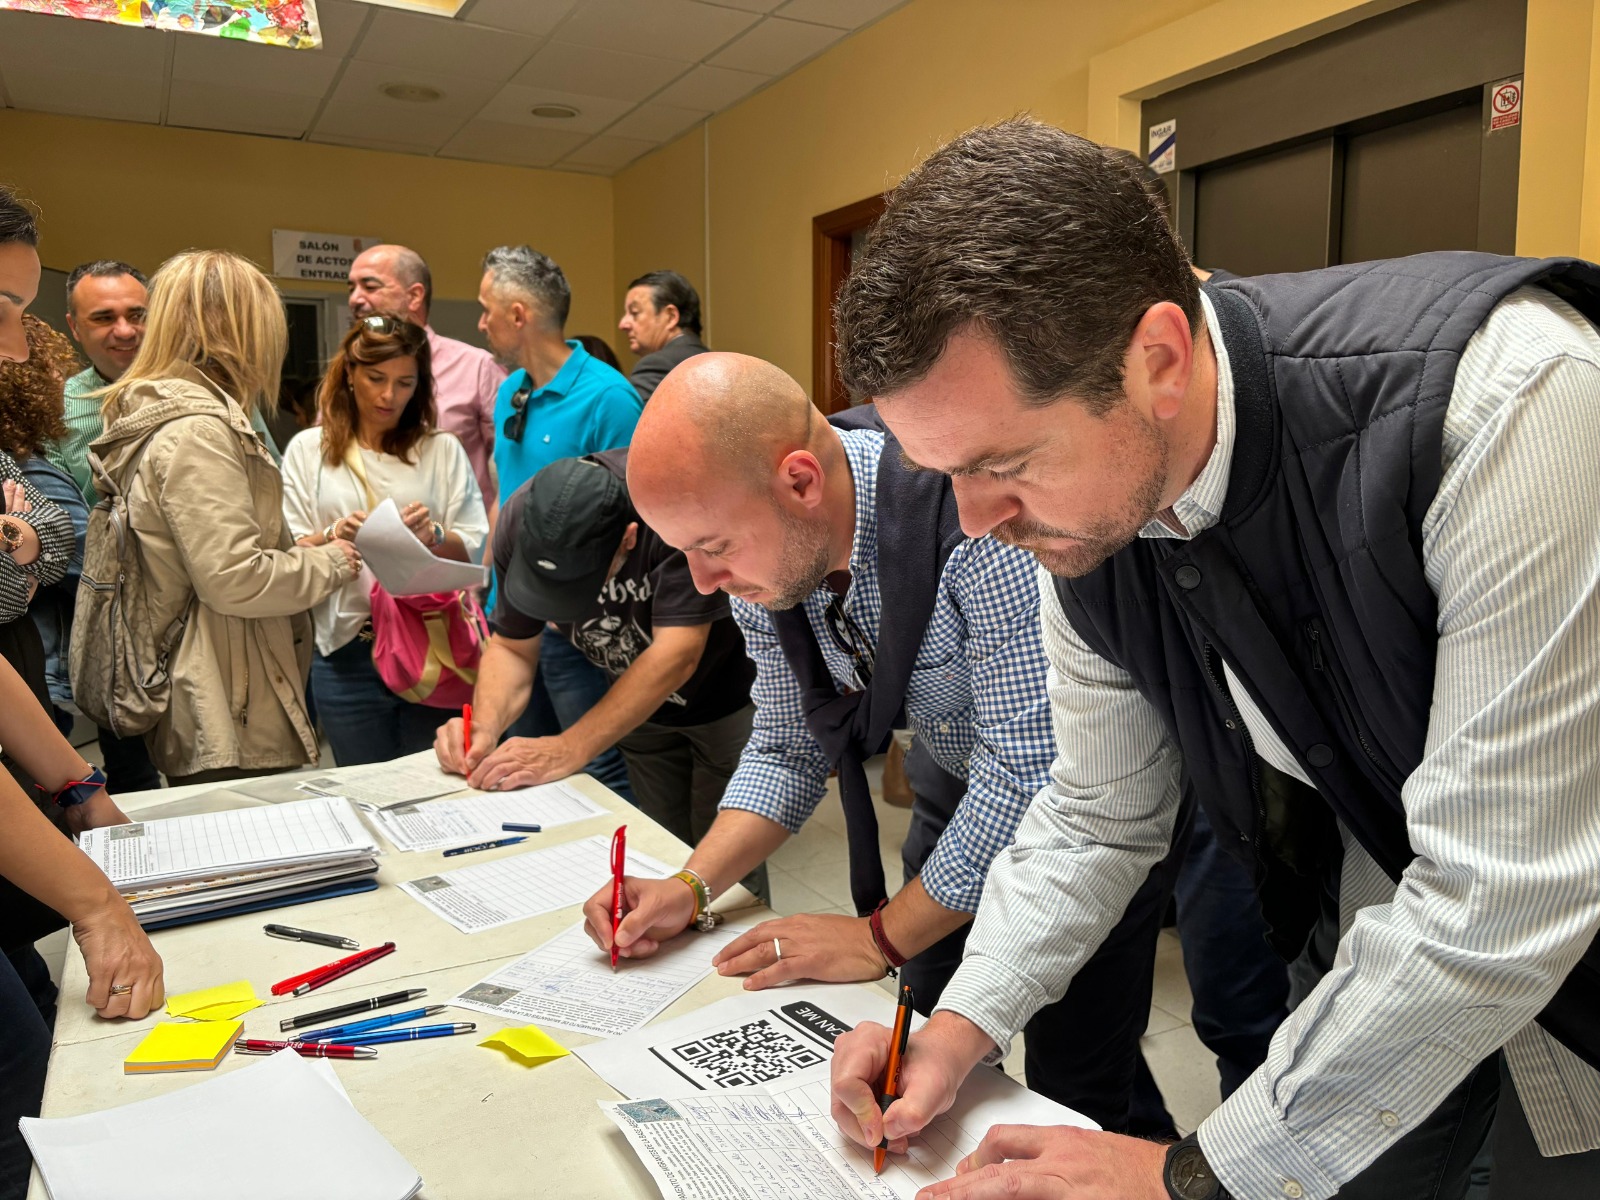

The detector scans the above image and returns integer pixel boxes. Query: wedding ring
[773,938,783,961]
[109,983,133,995]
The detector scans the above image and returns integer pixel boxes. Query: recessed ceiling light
[530,104,580,119]
[381,82,443,103]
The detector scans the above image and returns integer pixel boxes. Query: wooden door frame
[812,193,886,414]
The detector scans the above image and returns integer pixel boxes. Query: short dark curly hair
[0,315,76,456]
[835,118,1199,415]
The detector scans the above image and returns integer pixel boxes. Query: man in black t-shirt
[433,450,762,894]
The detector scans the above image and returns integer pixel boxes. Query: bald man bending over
[580,353,1191,1133]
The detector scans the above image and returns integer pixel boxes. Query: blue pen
[299,1004,446,1043]
[443,837,525,857]
[337,1022,476,1047]
[501,823,542,833]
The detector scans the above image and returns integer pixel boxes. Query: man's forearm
[474,635,538,739]
[560,637,702,765]
[685,809,792,899]
[878,875,972,961]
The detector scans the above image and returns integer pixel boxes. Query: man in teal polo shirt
[477,244,643,799]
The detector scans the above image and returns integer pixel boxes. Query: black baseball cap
[505,456,631,622]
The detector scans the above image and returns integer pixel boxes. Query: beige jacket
[91,376,353,777]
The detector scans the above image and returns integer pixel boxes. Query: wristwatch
[430,520,445,547]
[40,765,110,809]
[1164,1134,1229,1200]
[0,515,23,553]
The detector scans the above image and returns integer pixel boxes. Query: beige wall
[0,107,617,336]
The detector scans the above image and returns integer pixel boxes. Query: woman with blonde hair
[90,249,361,784]
[281,315,487,765]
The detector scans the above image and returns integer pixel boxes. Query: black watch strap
[1164,1133,1229,1200]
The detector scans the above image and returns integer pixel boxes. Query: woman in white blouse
[282,316,488,765]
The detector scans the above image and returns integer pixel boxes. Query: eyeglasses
[502,380,534,444]
[823,594,874,691]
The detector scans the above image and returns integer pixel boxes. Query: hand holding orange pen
[875,982,915,1174]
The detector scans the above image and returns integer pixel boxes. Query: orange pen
[875,983,915,1174]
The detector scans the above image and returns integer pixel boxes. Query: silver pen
[263,924,361,951]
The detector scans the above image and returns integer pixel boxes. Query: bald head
[349,243,432,324]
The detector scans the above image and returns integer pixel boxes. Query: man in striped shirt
[829,119,1600,1200]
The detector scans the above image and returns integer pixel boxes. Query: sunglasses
[823,593,874,691]
[361,314,404,334]
[503,379,534,444]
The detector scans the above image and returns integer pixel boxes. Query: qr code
[666,1018,826,1089]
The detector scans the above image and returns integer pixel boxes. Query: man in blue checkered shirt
[581,352,1186,1132]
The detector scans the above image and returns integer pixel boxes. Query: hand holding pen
[875,984,915,1174]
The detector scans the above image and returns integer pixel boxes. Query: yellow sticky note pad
[124,1019,242,1074]
[481,1025,569,1067]
[166,980,261,1022]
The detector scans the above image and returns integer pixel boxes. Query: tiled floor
[766,771,1222,1136]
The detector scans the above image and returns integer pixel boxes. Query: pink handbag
[368,584,488,709]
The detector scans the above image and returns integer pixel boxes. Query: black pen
[279,987,427,1032]
[264,923,360,950]
[501,823,542,833]
[443,836,526,857]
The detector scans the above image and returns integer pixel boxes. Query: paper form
[576,984,906,1100]
[399,833,674,934]
[371,781,607,852]
[451,921,749,1036]
[602,1064,1098,1200]
[298,754,465,809]
[355,497,488,597]
[79,797,377,888]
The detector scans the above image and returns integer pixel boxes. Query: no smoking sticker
[1490,79,1522,132]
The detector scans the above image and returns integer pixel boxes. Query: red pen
[293,941,397,997]
[270,945,375,996]
[610,825,627,971]
[235,1038,377,1060]
[462,703,472,762]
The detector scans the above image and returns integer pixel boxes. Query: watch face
[1168,1143,1219,1200]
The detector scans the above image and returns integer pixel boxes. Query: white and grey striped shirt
[936,288,1600,1200]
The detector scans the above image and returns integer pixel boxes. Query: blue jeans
[310,638,450,767]
[1,945,55,1199]
[506,634,633,803]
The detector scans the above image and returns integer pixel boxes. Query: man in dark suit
[619,270,708,403]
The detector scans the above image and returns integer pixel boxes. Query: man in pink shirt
[348,243,505,512]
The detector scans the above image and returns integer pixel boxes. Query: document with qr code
[450,922,750,1037]
[575,984,909,1100]
[600,1061,1096,1200]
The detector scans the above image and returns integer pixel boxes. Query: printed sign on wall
[1148,118,1177,174]
[1489,79,1522,133]
[271,230,382,283]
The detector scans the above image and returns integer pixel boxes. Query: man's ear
[622,521,639,554]
[661,304,680,334]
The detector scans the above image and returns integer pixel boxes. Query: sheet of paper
[371,781,607,852]
[78,796,378,888]
[166,980,261,1021]
[24,1049,422,1200]
[124,1019,243,1074]
[297,753,465,809]
[602,1063,1097,1200]
[400,833,673,934]
[354,497,488,597]
[452,921,749,1037]
[576,984,904,1099]
[479,1024,570,1067]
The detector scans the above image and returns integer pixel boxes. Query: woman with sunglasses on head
[281,315,488,765]
[95,249,361,787]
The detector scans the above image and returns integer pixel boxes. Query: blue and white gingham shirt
[717,428,1055,914]
[938,289,1600,1198]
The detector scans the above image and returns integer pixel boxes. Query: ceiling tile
[0,65,163,123]
[166,81,322,138]
[555,0,759,62]
[476,82,634,134]
[355,8,540,82]
[512,42,689,102]
[605,102,706,143]
[327,57,502,118]
[312,130,450,156]
[559,133,656,171]
[772,0,908,29]
[699,0,786,11]
[438,119,590,167]
[458,0,579,37]
[0,10,168,75]
[305,0,375,55]
[650,62,767,111]
[710,16,842,74]
[171,33,345,98]
[313,97,468,148]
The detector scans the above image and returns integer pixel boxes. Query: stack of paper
[371,781,607,852]
[77,797,381,927]
[123,1020,242,1074]
[24,1048,422,1200]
